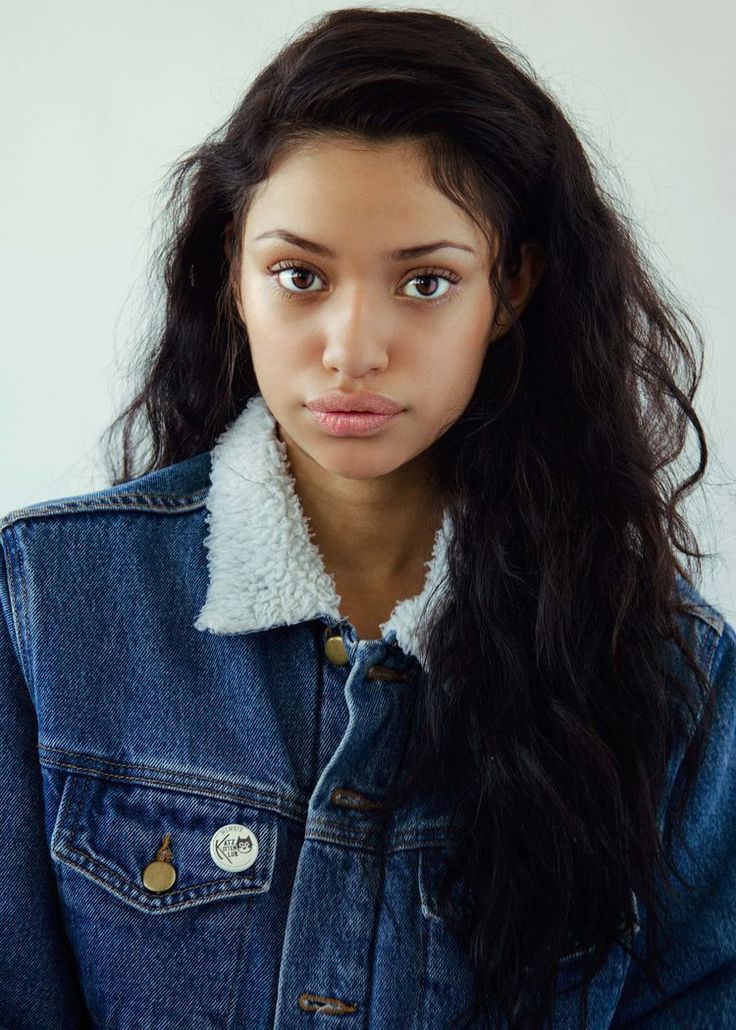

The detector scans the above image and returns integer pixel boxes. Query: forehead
[243,137,489,254]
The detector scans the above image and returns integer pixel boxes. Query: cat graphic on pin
[209,823,259,871]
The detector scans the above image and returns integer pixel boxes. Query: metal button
[324,632,349,665]
[142,859,177,893]
[142,831,177,893]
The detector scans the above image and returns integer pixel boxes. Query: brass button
[324,632,349,665]
[142,859,177,893]
[142,831,177,893]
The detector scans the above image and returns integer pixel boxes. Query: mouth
[305,392,404,416]
[307,408,400,437]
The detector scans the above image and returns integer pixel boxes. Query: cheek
[421,336,488,390]
[244,301,307,363]
[239,273,284,326]
[419,339,489,428]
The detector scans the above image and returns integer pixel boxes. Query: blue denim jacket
[1,393,735,1029]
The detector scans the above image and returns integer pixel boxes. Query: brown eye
[401,268,460,303]
[272,264,323,293]
[285,269,314,290]
[411,275,444,298]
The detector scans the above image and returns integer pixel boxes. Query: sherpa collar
[193,392,452,669]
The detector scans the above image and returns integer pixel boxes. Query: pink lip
[306,391,403,415]
[308,410,399,436]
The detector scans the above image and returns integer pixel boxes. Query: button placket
[274,639,415,1024]
[326,656,411,814]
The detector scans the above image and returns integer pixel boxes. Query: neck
[278,430,445,583]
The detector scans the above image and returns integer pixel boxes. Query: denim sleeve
[612,612,736,1028]
[0,529,90,1028]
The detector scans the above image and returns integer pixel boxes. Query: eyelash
[266,260,462,306]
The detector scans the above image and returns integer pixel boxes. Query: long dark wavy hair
[102,8,718,1028]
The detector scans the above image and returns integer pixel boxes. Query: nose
[321,289,390,378]
[322,340,389,378]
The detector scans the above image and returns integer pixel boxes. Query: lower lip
[308,409,400,435]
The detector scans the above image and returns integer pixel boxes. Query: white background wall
[2,0,734,617]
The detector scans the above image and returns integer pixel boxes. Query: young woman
[1,7,733,1029]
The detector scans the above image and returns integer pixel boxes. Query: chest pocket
[417,844,641,1028]
[49,769,283,1027]
[51,771,277,912]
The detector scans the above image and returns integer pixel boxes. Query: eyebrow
[252,229,476,261]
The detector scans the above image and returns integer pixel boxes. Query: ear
[490,240,545,340]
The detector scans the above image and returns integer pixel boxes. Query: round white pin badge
[209,823,259,872]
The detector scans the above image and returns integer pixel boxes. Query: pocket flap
[51,772,278,913]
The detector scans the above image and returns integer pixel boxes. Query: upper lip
[305,391,403,415]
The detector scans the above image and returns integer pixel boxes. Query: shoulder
[672,569,731,685]
[674,569,726,635]
[0,451,215,680]
[0,451,212,534]
[662,571,736,790]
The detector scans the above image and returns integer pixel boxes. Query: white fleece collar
[193,392,452,670]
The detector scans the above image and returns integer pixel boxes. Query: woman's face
[233,137,532,484]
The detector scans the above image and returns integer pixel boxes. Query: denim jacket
[1,392,734,1029]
